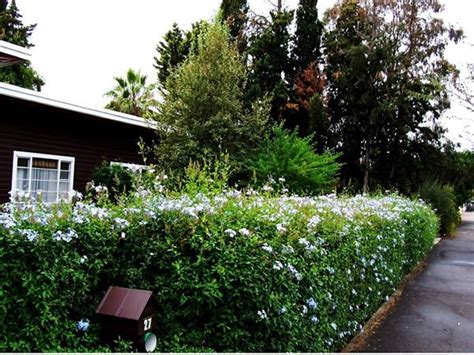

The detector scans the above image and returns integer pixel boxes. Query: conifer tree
[154,21,209,88]
[0,0,44,90]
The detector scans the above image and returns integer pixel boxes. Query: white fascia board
[0,40,32,62]
[0,82,157,130]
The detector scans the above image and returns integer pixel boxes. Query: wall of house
[0,95,157,203]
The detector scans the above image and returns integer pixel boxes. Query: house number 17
[143,317,152,331]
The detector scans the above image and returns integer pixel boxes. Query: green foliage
[291,0,323,75]
[91,162,134,202]
[104,68,157,117]
[308,93,331,152]
[245,8,294,119]
[0,0,44,90]
[324,0,461,193]
[154,21,268,172]
[419,181,461,236]
[153,21,209,87]
[0,187,438,352]
[218,0,249,52]
[247,125,340,195]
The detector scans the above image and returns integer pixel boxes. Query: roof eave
[0,82,157,130]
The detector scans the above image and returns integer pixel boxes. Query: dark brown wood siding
[0,95,156,203]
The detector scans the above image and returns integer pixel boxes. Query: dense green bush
[0,184,437,352]
[419,181,461,236]
[246,125,340,195]
[92,162,135,201]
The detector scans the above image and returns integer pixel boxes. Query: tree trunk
[362,144,370,194]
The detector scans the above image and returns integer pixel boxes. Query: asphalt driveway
[353,212,474,352]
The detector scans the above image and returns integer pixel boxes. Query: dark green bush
[246,125,340,195]
[92,161,134,201]
[0,189,438,352]
[419,181,461,236]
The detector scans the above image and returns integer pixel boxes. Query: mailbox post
[96,286,158,352]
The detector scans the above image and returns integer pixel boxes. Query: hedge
[0,188,438,352]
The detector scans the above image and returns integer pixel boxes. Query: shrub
[418,181,461,236]
[246,125,340,195]
[91,162,134,201]
[154,21,268,172]
[0,187,438,352]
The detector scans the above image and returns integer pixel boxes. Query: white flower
[278,306,287,315]
[287,264,302,281]
[301,305,308,315]
[262,243,273,253]
[310,316,319,324]
[273,261,284,270]
[306,297,318,309]
[20,229,38,242]
[77,319,90,332]
[224,229,237,237]
[114,217,130,228]
[257,310,268,320]
[298,238,310,247]
[276,223,287,234]
[239,228,250,236]
[278,177,286,183]
[307,215,321,230]
[182,207,198,219]
[80,255,88,264]
[282,245,294,254]
[94,185,108,193]
[262,184,274,192]
[68,190,83,200]
[331,322,337,330]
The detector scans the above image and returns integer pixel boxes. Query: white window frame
[11,151,75,201]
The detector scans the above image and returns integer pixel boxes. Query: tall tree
[245,7,294,120]
[153,21,209,88]
[283,0,324,135]
[153,23,187,87]
[291,0,323,77]
[104,69,157,118]
[0,0,44,90]
[218,0,249,52]
[324,0,461,193]
[154,21,268,172]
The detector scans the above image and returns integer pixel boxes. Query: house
[0,82,156,203]
[0,40,32,67]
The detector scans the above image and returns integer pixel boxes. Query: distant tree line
[2,0,474,206]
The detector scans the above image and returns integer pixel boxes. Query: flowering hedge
[0,188,438,352]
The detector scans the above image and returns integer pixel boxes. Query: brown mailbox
[96,286,158,352]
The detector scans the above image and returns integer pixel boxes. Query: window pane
[32,158,58,169]
[41,192,57,203]
[16,179,29,190]
[31,168,57,194]
[59,181,69,192]
[17,167,29,180]
[16,166,30,192]
[60,162,70,171]
[17,158,29,167]
[60,171,69,180]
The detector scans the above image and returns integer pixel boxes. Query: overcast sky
[14,0,474,149]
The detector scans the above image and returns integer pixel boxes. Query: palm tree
[105,69,157,117]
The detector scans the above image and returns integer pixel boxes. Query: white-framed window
[11,151,75,202]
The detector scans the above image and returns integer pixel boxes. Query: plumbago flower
[0,183,438,352]
[77,319,90,332]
